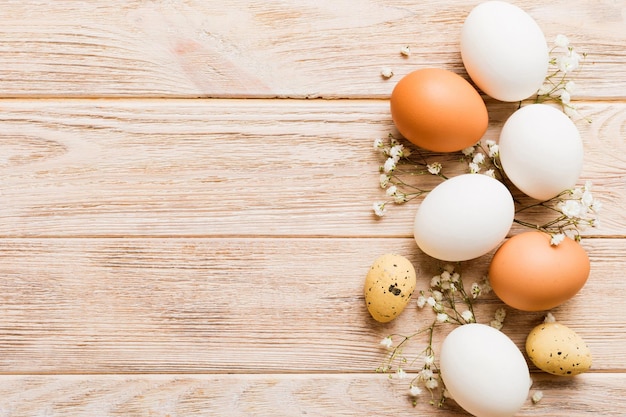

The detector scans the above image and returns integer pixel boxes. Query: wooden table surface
[0,1,624,416]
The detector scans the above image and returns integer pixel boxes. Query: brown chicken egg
[488,231,590,311]
[390,68,488,152]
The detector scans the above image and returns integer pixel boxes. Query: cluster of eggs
[365,2,593,416]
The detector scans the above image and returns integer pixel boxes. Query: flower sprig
[514,181,602,243]
[536,34,588,120]
[373,134,448,216]
[377,265,504,407]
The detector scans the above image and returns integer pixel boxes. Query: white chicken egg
[413,174,514,261]
[499,104,583,201]
[461,1,549,102]
[440,324,531,417]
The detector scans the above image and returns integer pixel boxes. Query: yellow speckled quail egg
[364,254,416,323]
[526,322,592,376]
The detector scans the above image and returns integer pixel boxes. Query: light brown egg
[364,254,416,323]
[390,68,488,152]
[488,231,590,311]
[526,322,592,376]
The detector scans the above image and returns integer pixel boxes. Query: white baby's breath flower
[426,296,436,307]
[436,313,449,323]
[550,233,565,246]
[471,282,481,298]
[560,200,583,218]
[424,355,434,366]
[379,174,390,188]
[380,336,393,349]
[532,390,544,404]
[440,270,451,282]
[487,143,499,158]
[420,368,434,380]
[390,144,405,159]
[494,307,507,323]
[430,275,441,288]
[432,290,443,302]
[560,90,571,104]
[427,162,442,175]
[558,50,581,73]
[416,295,427,308]
[394,193,407,204]
[451,272,460,283]
[383,157,396,173]
[461,146,475,156]
[386,185,398,197]
[374,138,385,150]
[409,384,422,397]
[381,67,394,79]
[469,162,481,174]
[397,368,407,379]
[472,152,485,164]
[461,310,474,322]
[484,169,496,178]
[490,319,504,330]
[555,34,570,48]
[565,80,576,93]
[424,378,439,390]
[400,46,411,57]
[373,202,387,217]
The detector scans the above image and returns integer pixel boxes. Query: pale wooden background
[0,1,624,416]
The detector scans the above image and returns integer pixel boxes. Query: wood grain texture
[0,100,623,237]
[0,373,623,417]
[0,237,623,374]
[1,1,624,415]
[0,0,623,98]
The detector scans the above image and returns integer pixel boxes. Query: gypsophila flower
[461,310,474,323]
[379,174,390,188]
[426,296,436,307]
[486,142,499,158]
[400,46,411,57]
[416,295,427,309]
[427,162,442,175]
[409,384,422,397]
[462,146,475,156]
[550,233,566,246]
[565,80,576,93]
[381,67,394,78]
[432,290,443,302]
[424,378,439,390]
[494,307,506,322]
[490,319,504,330]
[436,313,449,323]
[558,50,582,74]
[559,199,583,218]
[424,355,435,366]
[555,34,570,48]
[471,282,481,298]
[420,368,434,380]
[380,336,393,349]
[383,157,396,173]
[373,138,385,150]
[484,168,496,178]
[468,162,481,174]
[560,90,571,104]
[532,390,544,404]
[472,152,485,165]
[397,368,407,379]
[373,202,387,217]
[430,275,441,288]
[390,144,405,159]
[386,185,398,197]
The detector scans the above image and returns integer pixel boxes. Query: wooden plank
[0,1,623,98]
[1,100,623,237]
[0,373,622,416]
[0,237,623,374]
